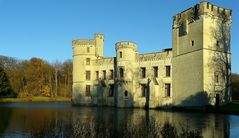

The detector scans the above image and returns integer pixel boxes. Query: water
[0,103,238,138]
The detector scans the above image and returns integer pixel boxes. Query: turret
[114,41,137,107]
[115,41,137,61]
[95,33,104,57]
[72,33,104,104]
[115,41,137,81]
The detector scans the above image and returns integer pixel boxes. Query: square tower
[172,2,232,106]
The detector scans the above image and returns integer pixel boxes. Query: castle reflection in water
[72,108,230,138]
[0,103,234,138]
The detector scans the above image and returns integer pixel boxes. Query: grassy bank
[206,101,239,115]
[172,101,239,115]
[0,96,71,103]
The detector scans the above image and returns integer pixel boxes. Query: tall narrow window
[179,21,187,36]
[86,71,91,80]
[216,40,220,47]
[110,70,114,80]
[215,75,219,83]
[165,84,171,97]
[119,68,124,79]
[86,58,90,65]
[103,70,106,80]
[153,66,158,77]
[141,84,146,97]
[87,47,90,53]
[125,90,128,97]
[120,51,122,58]
[211,5,214,11]
[166,66,171,77]
[96,71,99,80]
[141,67,146,78]
[109,84,114,97]
[191,40,194,46]
[215,73,219,83]
[85,85,91,96]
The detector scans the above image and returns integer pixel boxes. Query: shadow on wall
[72,86,84,105]
[179,91,210,106]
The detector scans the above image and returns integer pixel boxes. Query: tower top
[115,41,137,52]
[95,33,104,39]
[72,33,104,46]
[173,2,232,28]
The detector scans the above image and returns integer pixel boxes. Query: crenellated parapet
[137,50,172,62]
[72,39,95,46]
[173,2,232,29]
[95,33,104,39]
[94,57,114,66]
[115,41,137,52]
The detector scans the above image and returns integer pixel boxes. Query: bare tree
[209,13,232,104]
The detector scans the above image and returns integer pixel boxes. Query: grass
[206,101,239,115]
[0,96,71,103]
[172,101,239,115]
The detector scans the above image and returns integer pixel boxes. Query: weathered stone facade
[72,2,232,108]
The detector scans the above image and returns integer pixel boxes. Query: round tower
[116,41,137,62]
[115,41,137,107]
[72,36,97,105]
[115,41,137,81]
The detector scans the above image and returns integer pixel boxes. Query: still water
[0,103,238,138]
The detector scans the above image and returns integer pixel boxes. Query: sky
[0,0,238,73]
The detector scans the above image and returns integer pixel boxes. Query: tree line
[0,55,238,100]
[232,73,239,100]
[0,56,72,98]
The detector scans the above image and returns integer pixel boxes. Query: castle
[72,2,232,108]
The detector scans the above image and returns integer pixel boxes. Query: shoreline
[0,97,71,103]
[0,98,238,115]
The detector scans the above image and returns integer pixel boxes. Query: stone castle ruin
[72,2,232,108]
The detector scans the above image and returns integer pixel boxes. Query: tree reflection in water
[31,117,203,138]
[0,104,231,138]
[0,107,12,136]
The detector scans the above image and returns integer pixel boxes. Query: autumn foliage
[0,56,72,98]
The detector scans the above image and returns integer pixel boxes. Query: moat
[0,103,238,138]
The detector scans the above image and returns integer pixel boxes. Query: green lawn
[0,96,71,103]
[203,101,239,115]
[171,101,239,115]
[218,101,239,114]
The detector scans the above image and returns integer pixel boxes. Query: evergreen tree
[0,66,13,97]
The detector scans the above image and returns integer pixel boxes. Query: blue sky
[0,0,238,73]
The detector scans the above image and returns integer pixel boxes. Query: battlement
[115,41,137,51]
[94,33,104,39]
[72,33,104,46]
[173,2,232,28]
[137,50,172,62]
[94,57,114,66]
[72,39,95,46]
